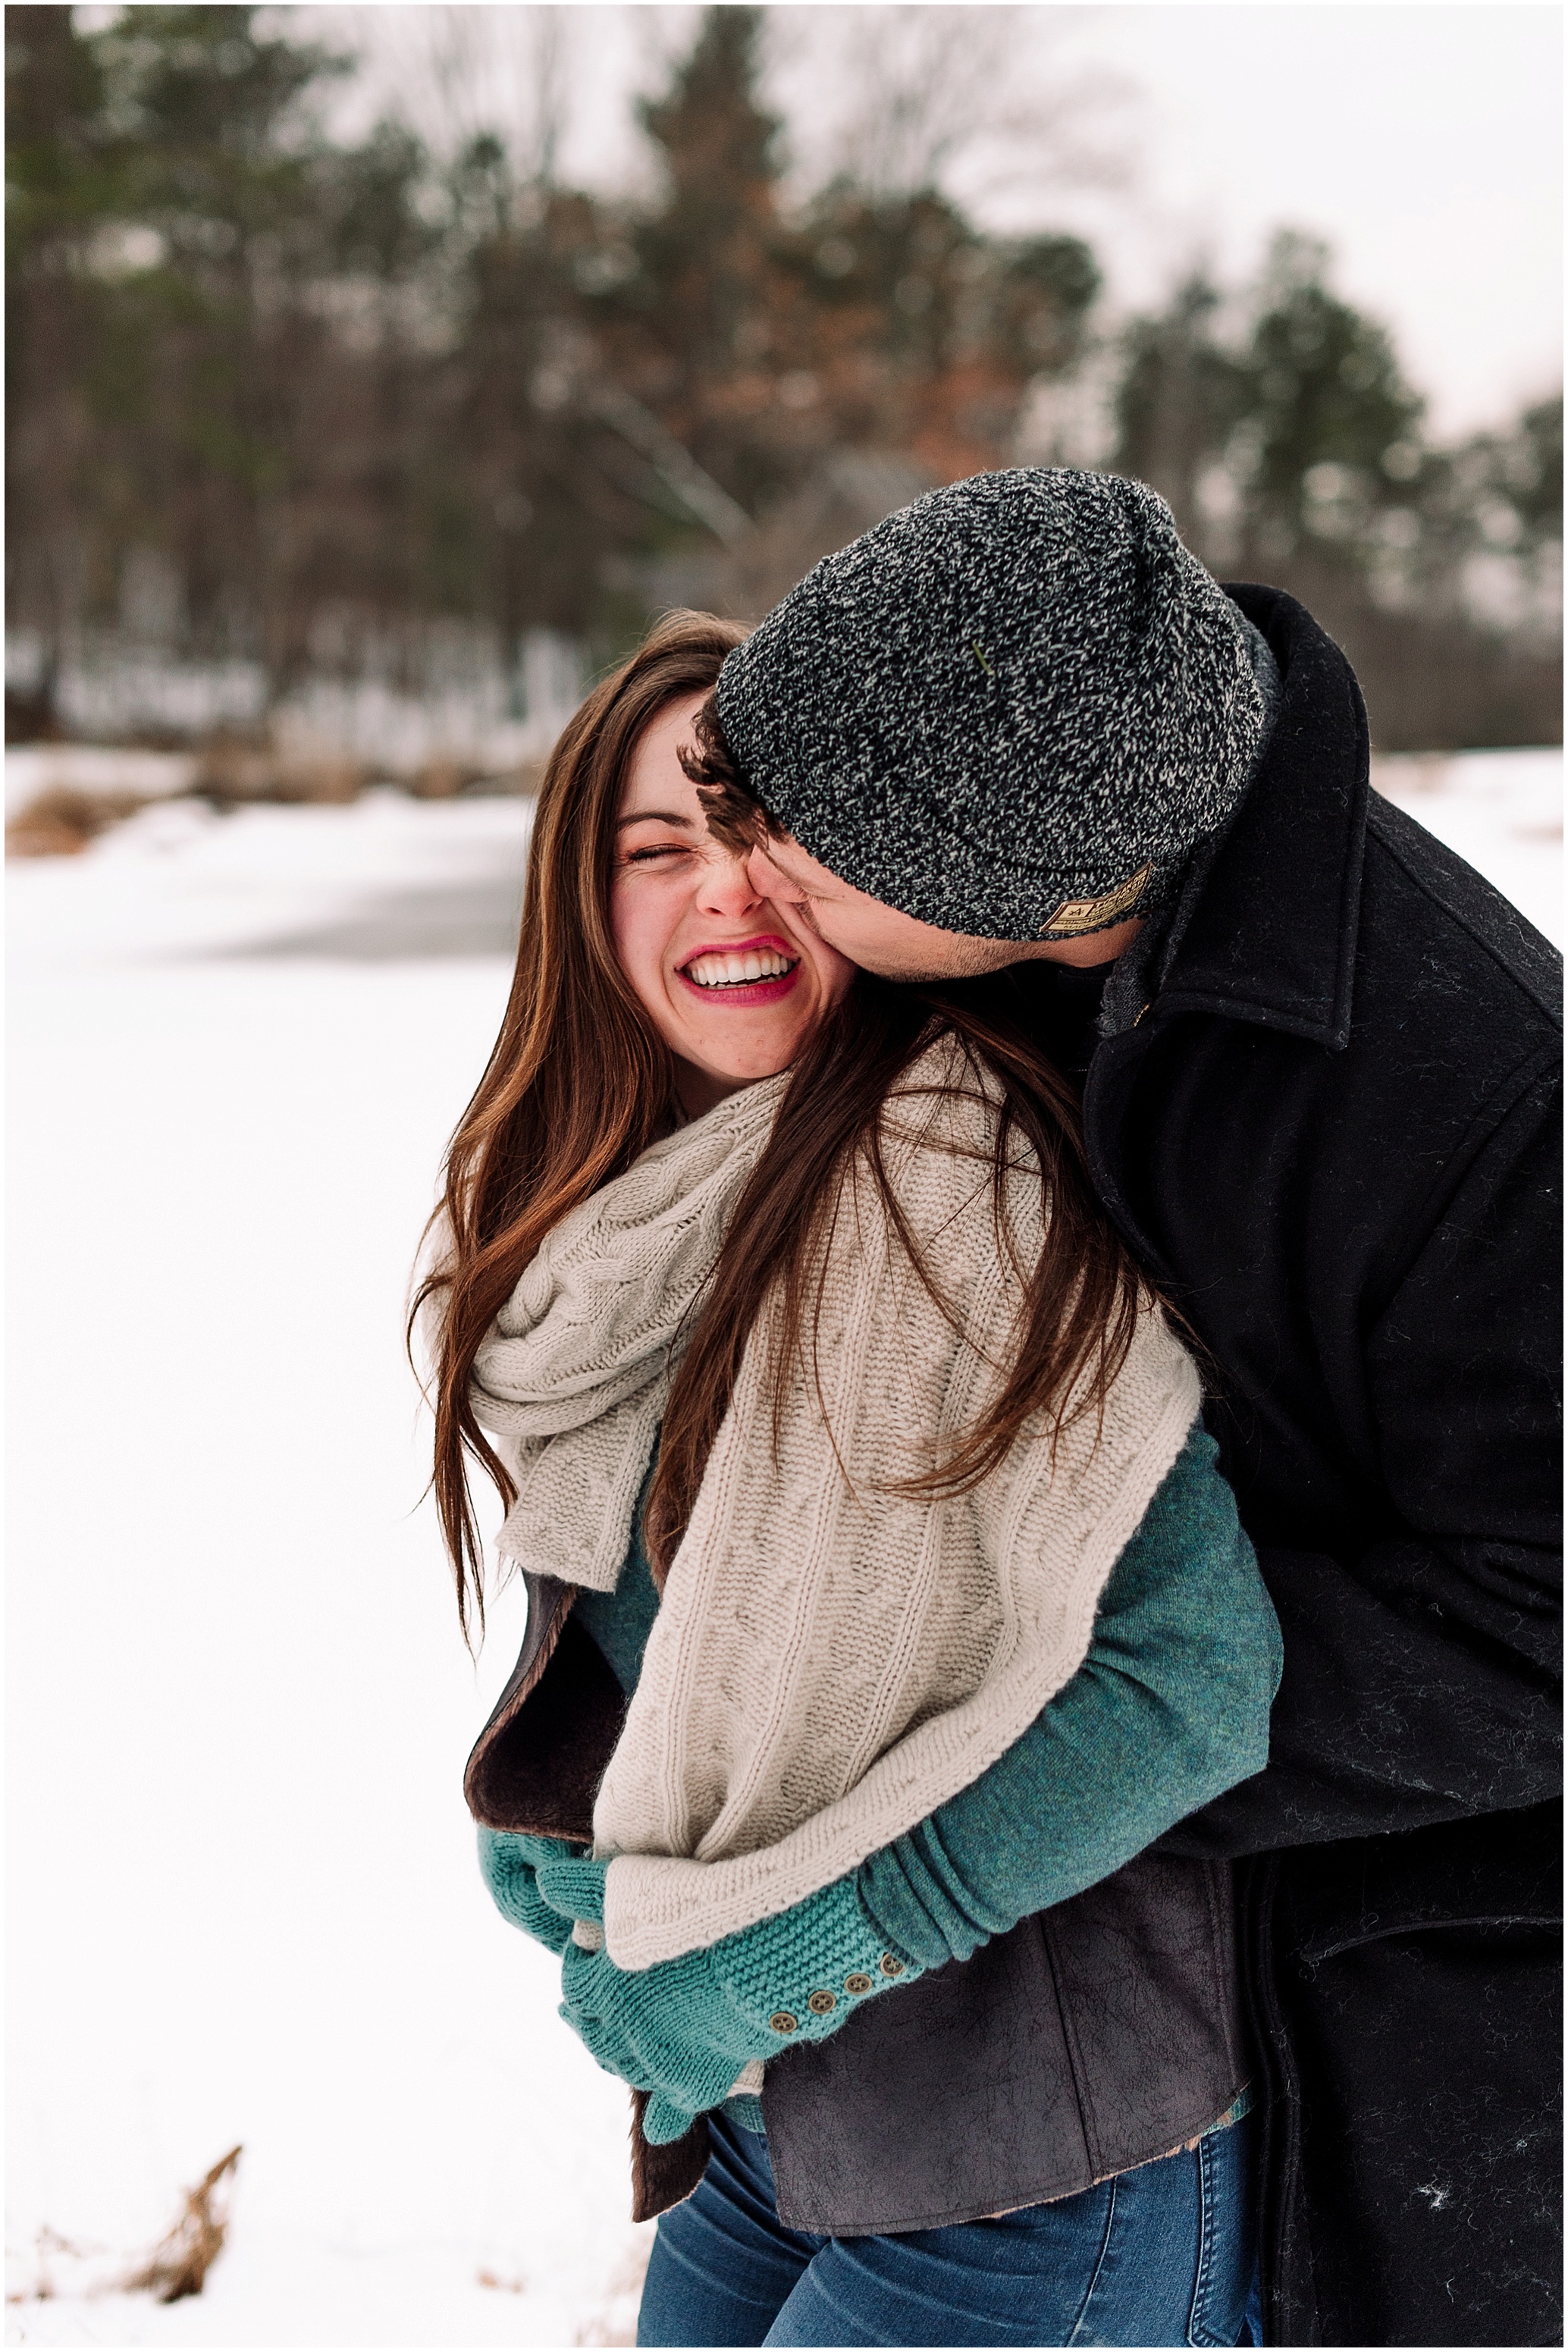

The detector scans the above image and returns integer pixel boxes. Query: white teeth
[685,949,795,989]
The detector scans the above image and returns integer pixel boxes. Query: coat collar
[1155,585,1369,1051]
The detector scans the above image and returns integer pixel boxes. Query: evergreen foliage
[5,5,1559,748]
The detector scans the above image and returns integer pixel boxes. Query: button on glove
[535,1852,920,2145]
[476,1828,587,1955]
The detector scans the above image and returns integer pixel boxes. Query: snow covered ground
[6,750,1560,2347]
[8,794,649,2348]
[1369,747,1561,949]
[5,745,197,817]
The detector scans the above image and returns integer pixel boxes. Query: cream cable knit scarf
[471,1042,1200,1972]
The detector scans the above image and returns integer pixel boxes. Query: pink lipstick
[675,934,803,1008]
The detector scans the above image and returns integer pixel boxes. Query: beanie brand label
[1040,861,1153,937]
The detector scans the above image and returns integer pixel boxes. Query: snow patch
[1371,745,1561,948]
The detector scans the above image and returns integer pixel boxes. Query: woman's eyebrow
[615,808,696,831]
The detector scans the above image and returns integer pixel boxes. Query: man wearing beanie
[687,471,1560,2348]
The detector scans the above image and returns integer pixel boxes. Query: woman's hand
[475,1828,588,1956]
[535,1853,920,2145]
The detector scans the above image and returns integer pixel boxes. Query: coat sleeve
[856,1426,1281,1968]
[1162,1063,1562,1857]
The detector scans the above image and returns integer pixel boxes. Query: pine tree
[619,7,789,511]
[1113,278,1247,546]
[1235,233,1422,569]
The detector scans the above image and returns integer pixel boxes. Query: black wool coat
[1079,585,1561,2347]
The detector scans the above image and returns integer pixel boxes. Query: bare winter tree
[767,6,1132,208]
[305,4,575,187]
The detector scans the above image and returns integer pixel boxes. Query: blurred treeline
[7,3,1561,752]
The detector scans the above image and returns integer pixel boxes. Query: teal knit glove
[535,1853,920,2144]
[477,1828,587,1955]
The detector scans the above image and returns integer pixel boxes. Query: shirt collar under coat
[1150,583,1370,1053]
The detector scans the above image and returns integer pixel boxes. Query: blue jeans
[638,2112,1259,2347]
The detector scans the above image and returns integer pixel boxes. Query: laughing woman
[417,613,1281,2350]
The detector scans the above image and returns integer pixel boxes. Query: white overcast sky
[291,3,1561,438]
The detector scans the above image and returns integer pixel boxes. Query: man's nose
[746,845,801,902]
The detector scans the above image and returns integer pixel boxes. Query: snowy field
[1369,747,1562,949]
[6,749,1560,2348]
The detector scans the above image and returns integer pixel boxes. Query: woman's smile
[676,934,802,1004]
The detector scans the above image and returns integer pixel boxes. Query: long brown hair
[414,611,746,1635]
[418,611,1146,1635]
[643,973,1142,1581]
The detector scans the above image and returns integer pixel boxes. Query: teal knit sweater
[572,1424,1280,1968]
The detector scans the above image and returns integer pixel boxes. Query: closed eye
[622,840,693,864]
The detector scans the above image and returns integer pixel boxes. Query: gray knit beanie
[714,468,1268,940]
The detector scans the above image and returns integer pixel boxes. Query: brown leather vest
[466,1571,1249,2234]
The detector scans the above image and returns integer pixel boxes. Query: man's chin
[842,939,1043,983]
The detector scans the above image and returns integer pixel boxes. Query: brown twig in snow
[121,2144,243,2304]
